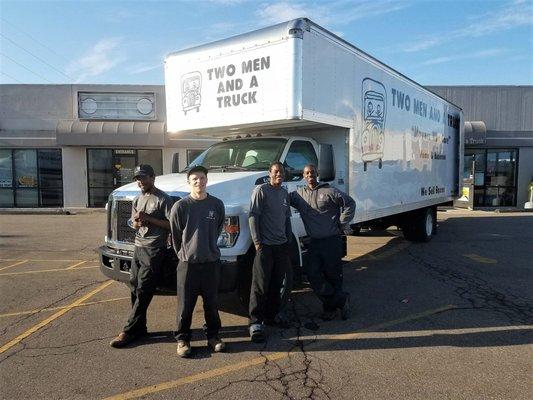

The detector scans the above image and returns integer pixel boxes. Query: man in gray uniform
[248,161,292,342]
[110,164,173,348]
[289,164,355,320]
[170,165,226,357]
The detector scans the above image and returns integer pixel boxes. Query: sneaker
[249,323,265,343]
[341,294,351,320]
[109,331,136,348]
[177,340,192,358]
[274,313,291,328]
[321,310,337,321]
[207,337,226,352]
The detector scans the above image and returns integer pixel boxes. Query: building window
[78,92,156,120]
[87,148,162,207]
[0,149,63,208]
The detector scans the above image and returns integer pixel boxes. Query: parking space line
[463,253,497,264]
[103,304,456,400]
[0,280,114,355]
[66,261,87,270]
[0,260,28,271]
[0,266,98,276]
[0,296,129,318]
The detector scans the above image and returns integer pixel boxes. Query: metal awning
[56,120,165,135]
[464,121,487,145]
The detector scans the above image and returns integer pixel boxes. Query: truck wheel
[402,207,435,242]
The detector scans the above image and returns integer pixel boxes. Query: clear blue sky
[1,0,532,86]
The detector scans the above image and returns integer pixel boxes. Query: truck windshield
[186,138,287,171]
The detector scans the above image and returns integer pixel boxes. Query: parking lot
[0,209,532,400]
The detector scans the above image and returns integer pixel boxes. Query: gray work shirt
[249,183,292,246]
[289,182,356,239]
[131,187,173,248]
[170,194,225,263]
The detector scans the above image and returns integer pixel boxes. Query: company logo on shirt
[319,194,325,200]
[207,210,216,220]
[282,199,288,207]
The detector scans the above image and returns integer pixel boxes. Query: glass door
[113,150,137,188]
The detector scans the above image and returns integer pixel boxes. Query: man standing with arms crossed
[289,164,356,320]
[110,164,173,348]
[170,166,226,357]
[248,161,292,343]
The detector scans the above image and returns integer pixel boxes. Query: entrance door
[113,150,137,188]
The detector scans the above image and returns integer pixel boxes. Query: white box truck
[99,18,463,300]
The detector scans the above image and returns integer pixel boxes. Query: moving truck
[99,18,463,299]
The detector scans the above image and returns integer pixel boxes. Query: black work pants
[306,235,346,312]
[123,246,166,335]
[249,242,292,325]
[175,260,221,341]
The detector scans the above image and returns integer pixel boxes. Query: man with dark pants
[248,161,292,342]
[289,164,356,320]
[110,164,173,348]
[170,165,226,358]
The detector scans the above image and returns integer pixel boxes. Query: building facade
[0,84,214,207]
[1,84,531,209]
[428,86,533,208]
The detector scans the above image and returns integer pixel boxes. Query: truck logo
[361,78,387,171]
[181,71,202,114]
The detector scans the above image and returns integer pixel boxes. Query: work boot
[177,340,192,358]
[109,331,136,348]
[341,294,351,320]
[207,337,226,352]
[249,323,265,343]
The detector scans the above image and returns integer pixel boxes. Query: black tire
[402,207,436,242]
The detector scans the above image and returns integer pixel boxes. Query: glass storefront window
[14,149,38,188]
[0,149,13,188]
[0,149,63,207]
[88,149,113,188]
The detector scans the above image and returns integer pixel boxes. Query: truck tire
[401,207,436,242]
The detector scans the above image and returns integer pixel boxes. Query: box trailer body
[100,18,463,295]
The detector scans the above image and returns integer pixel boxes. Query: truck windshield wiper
[208,165,249,171]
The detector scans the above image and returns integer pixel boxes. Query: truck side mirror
[318,144,335,182]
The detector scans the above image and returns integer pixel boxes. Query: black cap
[133,164,155,180]
[187,165,208,178]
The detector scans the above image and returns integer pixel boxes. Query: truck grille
[115,200,135,243]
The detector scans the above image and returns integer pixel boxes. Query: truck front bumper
[99,245,133,284]
[98,245,239,292]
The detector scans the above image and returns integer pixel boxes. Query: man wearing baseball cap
[110,164,174,348]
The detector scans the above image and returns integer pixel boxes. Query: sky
[1,0,532,86]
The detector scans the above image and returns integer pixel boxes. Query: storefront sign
[114,149,135,155]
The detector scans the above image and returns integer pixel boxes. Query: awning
[464,121,487,145]
[56,120,165,135]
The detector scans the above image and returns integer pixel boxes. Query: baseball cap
[133,164,155,180]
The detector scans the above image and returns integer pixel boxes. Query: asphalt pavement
[0,209,531,399]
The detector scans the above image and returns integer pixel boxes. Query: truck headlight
[217,216,239,248]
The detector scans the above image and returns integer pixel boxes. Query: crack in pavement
[406,247,533,326]
[0,279,108,363]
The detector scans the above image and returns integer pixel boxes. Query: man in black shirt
[170,166,226,357]
[110,164,173,348]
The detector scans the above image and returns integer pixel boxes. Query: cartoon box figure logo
[181,71,202,115]
[361,78,387,171]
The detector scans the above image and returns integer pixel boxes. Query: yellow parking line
[66,261,87,270]
[0,260,28,271]
[463,253,497,264]
[0,296,129,318]
[0,280,114,354]
[0,266,98,276]
[104,304,456,400]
